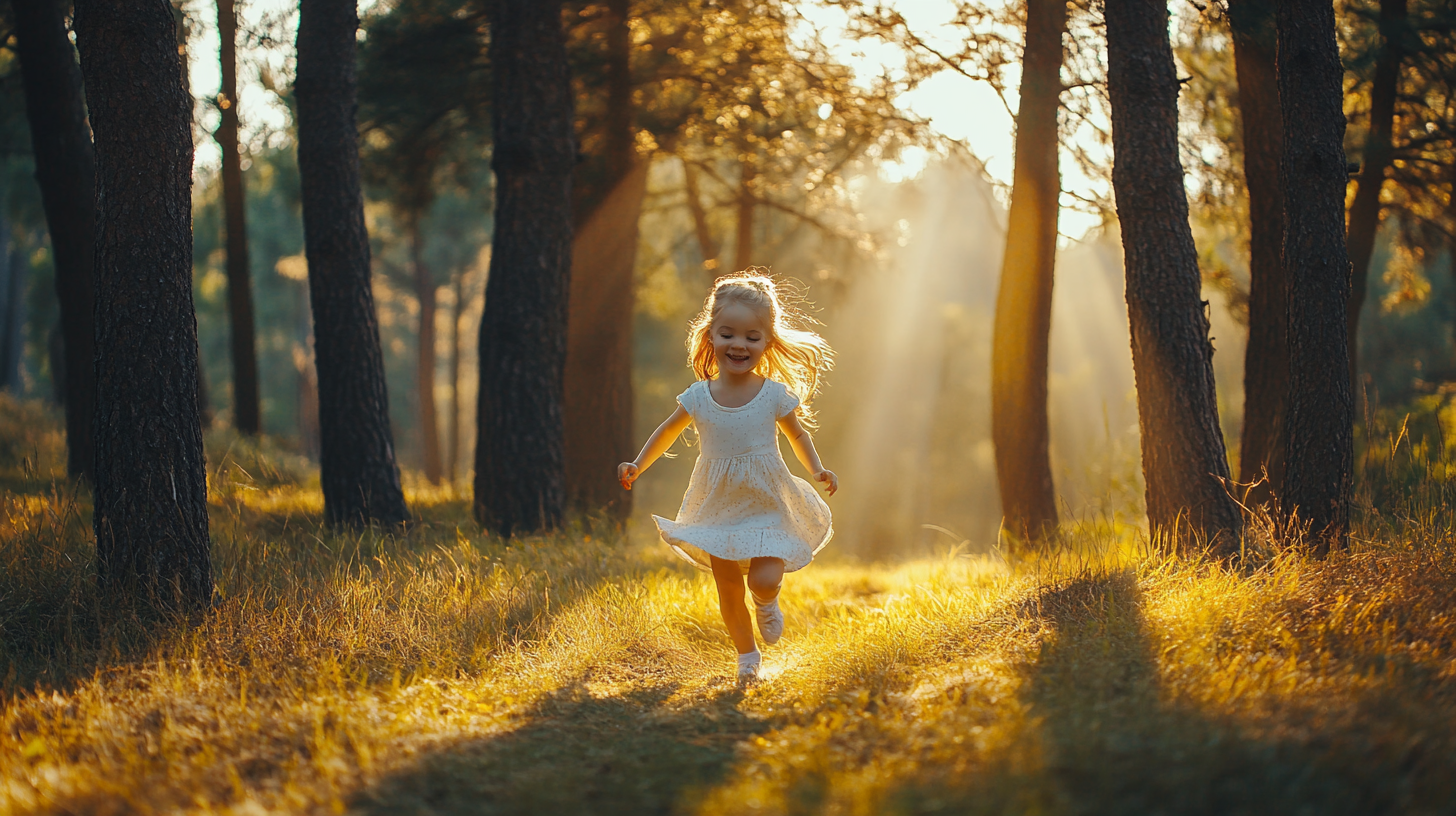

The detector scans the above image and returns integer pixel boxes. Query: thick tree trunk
[448,271,464,482]
[1106,0,1243,554]
[563,0,641,519]
[1345,0,1407,385]
[474,0,575,535]
[990,0,1065,548]
[1229,0,1288,508]
[735,159,756,270]
[295,0,409,526]
[564,164,649,518]
[1278,0,1354,554]
[215,0,261,435]
[10,0,97,481]
[411,223,443,484]
[684,159,721,280]
[73,0,212,607]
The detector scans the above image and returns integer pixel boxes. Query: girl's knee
[746,559,783,597]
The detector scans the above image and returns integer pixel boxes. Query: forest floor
[2,396,1456,815]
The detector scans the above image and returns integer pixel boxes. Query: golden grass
[2,396,1455,814]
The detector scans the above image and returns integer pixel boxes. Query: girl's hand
[618,462,640,490]
[814,469,838,496]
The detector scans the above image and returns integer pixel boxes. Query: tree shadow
[882,569,1425,814]
[353,677,772,816]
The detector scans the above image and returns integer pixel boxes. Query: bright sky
[184,0,1104,239]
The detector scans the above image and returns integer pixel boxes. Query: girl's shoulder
[765,378,801,417]
[676,379,709,413]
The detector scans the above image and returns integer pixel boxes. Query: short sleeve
[676,382,700,416]
[776,382,801,418]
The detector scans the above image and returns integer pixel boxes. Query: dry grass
[2,395,1455,814]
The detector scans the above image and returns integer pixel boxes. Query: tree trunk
[0,234,28,390]
[735,158,755,270]
[1106,0,1243,554]
[990,0,1065,548]
[563,0,641,519]
[10,0,97,482]
[73,0,212,607]
[215,0,261,435]
[1229,0,1288,509]
[411,223,443,484]
[295,0,409,526]
[684,159,721,280]
[1278,0,1354,554]
[564,164,649,519]
[448,270,464,482]
[1345,0,1407,385]
[474,0,575,535]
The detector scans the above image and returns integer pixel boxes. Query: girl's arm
[618,405,694,490]
[776,412,838,496]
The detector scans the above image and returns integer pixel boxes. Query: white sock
[737,649,761,668]
[751,587,780,607]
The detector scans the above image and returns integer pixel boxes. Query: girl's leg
[747,557,785,604]
[710,556,757,654]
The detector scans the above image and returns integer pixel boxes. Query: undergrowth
[1,395,1454,814]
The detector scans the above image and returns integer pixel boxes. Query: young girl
[617,271,838,680]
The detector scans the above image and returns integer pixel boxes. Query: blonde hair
[686,268,834,428]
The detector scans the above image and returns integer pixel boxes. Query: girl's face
[711,301,770,377]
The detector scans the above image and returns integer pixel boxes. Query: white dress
[653,378,833,573]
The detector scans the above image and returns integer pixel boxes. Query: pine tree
[1106,0,1243,553]
[990,0,1066,548]
[73,0,213,606]
[10,0,97,482]
[473,0,575,535]
[295,0,409,526]
[1278,0,1355,554]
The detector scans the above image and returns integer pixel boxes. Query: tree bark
[1345,0,1407,385]
[10,0,97,481]
[215,0,261,435]
[1229,0,1288,508]
[73,0,212,607]
[1278,0,1354,554]
[990,0,1065,548]
[734,158,755,270]
[411,223,443,484]
[563,0,641,519]
[1106,0,1243,554]
[474,0,575,535]
[295,0,409,526]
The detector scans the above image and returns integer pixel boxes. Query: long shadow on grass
[887,569,1410,814]
[352,679,770,816]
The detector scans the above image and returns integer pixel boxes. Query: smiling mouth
[727,353,750,364]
